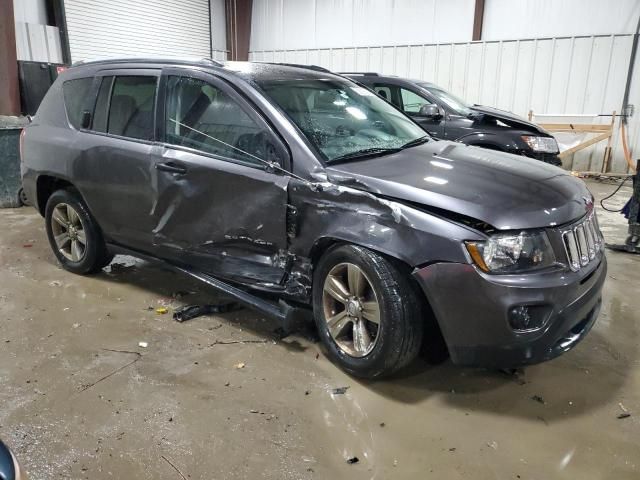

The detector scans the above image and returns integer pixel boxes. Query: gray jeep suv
[21,59,606,378]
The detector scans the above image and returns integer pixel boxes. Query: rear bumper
[413,255,606,368]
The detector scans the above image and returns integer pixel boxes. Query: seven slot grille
[562,212,603,271]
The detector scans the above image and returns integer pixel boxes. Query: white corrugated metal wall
[249,0,640,173]
[64,0,227,62]
[13,0,63,63]
[250,0,475,50]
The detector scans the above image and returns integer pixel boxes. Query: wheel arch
[35,175,77,216]
[307,235,449,363]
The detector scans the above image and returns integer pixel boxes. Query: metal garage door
[64,0,212,62]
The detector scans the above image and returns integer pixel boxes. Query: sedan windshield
[257,78,428,163]
[420,84,473,116]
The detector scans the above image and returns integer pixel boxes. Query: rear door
[150,69,290,285]
[74,69,162,250]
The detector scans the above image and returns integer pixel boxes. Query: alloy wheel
[322,262,381,357]
[50,203,87,262]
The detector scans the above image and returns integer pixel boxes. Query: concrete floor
[0,179,638,480]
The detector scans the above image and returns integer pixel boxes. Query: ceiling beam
[225,0,253,61]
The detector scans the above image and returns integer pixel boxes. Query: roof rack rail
[70,57,224,68]
[339,72,380,76]
[259,62,331,73]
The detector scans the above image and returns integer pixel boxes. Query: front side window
[106,76,157,140]
[62,77,93,129]
[257,78,427,163]
[164,76,281,167]
[400,88,431,114]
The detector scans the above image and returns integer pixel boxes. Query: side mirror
[418,104,443,119]
[80,110,91,129]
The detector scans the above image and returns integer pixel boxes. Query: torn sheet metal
[149,146,291,286]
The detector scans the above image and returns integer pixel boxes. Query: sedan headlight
[465,231,556,273]
[521,135,558,153]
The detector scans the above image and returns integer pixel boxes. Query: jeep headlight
[521,135,558,153]
[465,231,556,273]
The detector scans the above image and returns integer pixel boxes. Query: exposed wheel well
[36,176,74,216]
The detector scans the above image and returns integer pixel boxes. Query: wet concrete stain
[0,179,638,479]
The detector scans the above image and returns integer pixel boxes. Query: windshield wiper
[329,147,401,163]
[400,135,430,150]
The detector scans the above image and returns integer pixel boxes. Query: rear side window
[97,76,157,141]
[62,77,93,129]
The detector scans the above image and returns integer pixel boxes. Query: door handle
[156,161,187,174]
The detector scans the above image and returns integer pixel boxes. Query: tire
[18,187,31,207]
[312,244,424,378]
[44,189,113,274]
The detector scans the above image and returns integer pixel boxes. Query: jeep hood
[325,141,591,230]
[470,105,548,134]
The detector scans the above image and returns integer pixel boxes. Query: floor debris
[79,350,142,393]
[617,403,631,419]
[531,395,546,405]
[234,362,245,369]
[161,455,188,480]
[155,307,168,315]
[332,386,350,395]
[209,339,270,346]
[346,456,359,464]
[138,342,148,348]
[173,303,241,322]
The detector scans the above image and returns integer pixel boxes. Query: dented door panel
[150,146,290,285]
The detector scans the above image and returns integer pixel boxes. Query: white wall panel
[64,0,213,62]
[250,0,474,51]
[210,0,228,51]
[483,0,640,40]
[15,22,64,63]
[250,34,640,173]
[12,0,47,24]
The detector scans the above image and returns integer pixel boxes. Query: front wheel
[313,245,424,378]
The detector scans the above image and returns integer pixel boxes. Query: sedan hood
[470,105,547,134]
[325,141,592,230]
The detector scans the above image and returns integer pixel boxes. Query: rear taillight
[56,65,67,75]
[19,128,26,162]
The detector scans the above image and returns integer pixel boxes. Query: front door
[149,70,290,285]
[372,83,446,137]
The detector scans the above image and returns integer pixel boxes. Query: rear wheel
[45,189,113,274]
[313,244,424,378]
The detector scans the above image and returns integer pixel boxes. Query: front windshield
[257,78,427,163]
[421,84,473,116]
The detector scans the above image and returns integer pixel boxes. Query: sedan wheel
[322,262,381,357]
[50,203,87,262]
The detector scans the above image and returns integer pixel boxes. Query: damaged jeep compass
[21,59,606,378]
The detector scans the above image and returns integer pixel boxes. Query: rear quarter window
[62,77,93,129]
